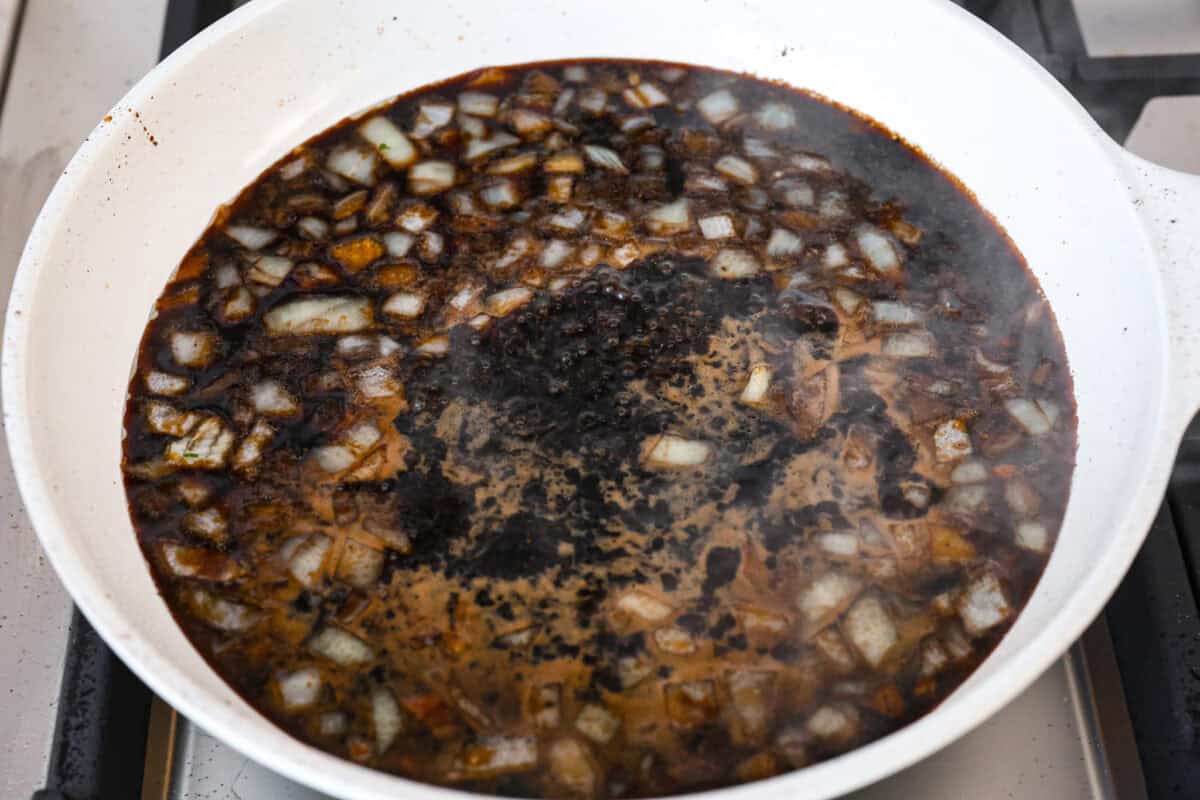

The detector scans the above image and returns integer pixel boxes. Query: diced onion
[882,331,935,358]
[411,102,454,138]
[308,626,374,665]
[144,371,190,397]
[481,179,521,209]
[251,380,299,416]
[415,335,450,357]
[486,287,534,317]
[146,401,198,436]
[548,206,586,232]
[327,146,379,186]
[818,532,859,557]
[578,88,607,114]
[372,687,403,753]
[698,88,739,124]
[823,243,849,270]
[383,292,425,319]
[1016,520,1049,552]
[574,704,620,744]
[248,255,293,287]
[459,91,499,117]
[564,65,589,83]
[643,434,710,468]
[615,589,673,623]
[1005,398,1053,435]
[951,459,989,484]
[186,588,257,632]
[278,667,322,710]
[843,595,897,668]
[654,626,696,654]
[297,216,329,241]
[715,155,758,185]
[584,144,628,173]
[166,417,235,469]
[798,572,861,627]
[766,228,803,258]
[358,116,417,168]
[397,204,438,233]
[464,132,520,163]
[226,225,277,251]
[409,161,456,195]
[711,249,760,279]
[264,296,373,336]
[540,240,573,269]
[872,301,921,325]
[855,224,901,274]
[699,214,736,240]
[739,364,773,406]
[170,330,217,368]
[755,101,796,130]
[958,571,1011,636]
[622,82,670,109]
[488,151,539,174]
[645,198,691,236]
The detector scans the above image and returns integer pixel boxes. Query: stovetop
[4,1,1200,798]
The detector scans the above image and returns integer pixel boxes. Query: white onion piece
[458,736,539,777]
[715,155,758,185]
[616,589,674,623]
[1037,398,1061,428]
[711,249,761,279]
[383,292,425,319]
[277,667,322,710]
[296,216,329,241]
[781,181,815,207]
[548,206,586,232]
[578,88,607,114]
[855,225,901,274]
[409,161,456,195]
[798,572,861,627]
[699,214,736,240]
[622,82,670,109]
[336,334,399,360]
[643,434,710,468]
[327,146,379,186]
[145,370,190,396]
[226,225,277,251]
[358,116,416,168]
[638,145,665,171]
[494,237,533,270]
[654,626,696,654]
[186,588,257,632]
[248,255,293,287]
[352,365,399,400]
[645,198,691,235]
[975,349,1010,374]
[831,287,863,314]
[818,532,859,557]
[233,419,275,471]
[170,330,217,368]
[687,171,729,193]
[308,626,374,665]
[411,102,454,138]
[313,445,355,473]
[279,157,308,181]
[540,240,574,269]
[553,88,575,116]
[372,687,403,753]
[959,571,1011,636]
[575,704,620,744]
[251,380,299,417]
[739,364,773,406]
[807,705,858,741]
[338,539,384,587]
[264,296,372,336]
[766,228,803,258]
[794,153,833,172]
[584,144,628,173]
[1016,520,1049,552]
[823,242,849,270]
[319,712,347,736]
[287,534,331,588]
[166,417,235,469]
[754,101,796,130]
[564,65,588,82]
[743,136,777,160]
[465,132,520,163]
[820,191,850,218]
[489,151,539,175]
[872,301,921,326]
[397,204,438,233]
[882,331,936,358]
[212,263,241,289]
[1005,398,1053,435]
[449,285,482,310]
[146,402,198,436]
[951,459,989,484]
[382,231,414,258]
[182,507,227,542]
[620,115,655,133]
[486,287,534,317]
[458,112,486,139]
[415,335,450,357]
[511,108,554,137]
[458,91,499,117]
[698,88,739,124]
[843,595,898,668]
[218,288,254,323]
[161,542,236,580]
[479,179,520,209]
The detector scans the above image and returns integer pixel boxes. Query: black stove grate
[29,1,1200,798]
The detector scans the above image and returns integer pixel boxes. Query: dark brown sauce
[122,60,1075,798]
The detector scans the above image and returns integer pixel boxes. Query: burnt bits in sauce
[122,60,1076,798]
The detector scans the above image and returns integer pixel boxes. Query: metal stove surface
[0,1,1195,798]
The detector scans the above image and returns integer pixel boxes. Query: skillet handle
[1119,150,1200,429]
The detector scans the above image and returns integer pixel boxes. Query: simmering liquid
[122,60,1075,797]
